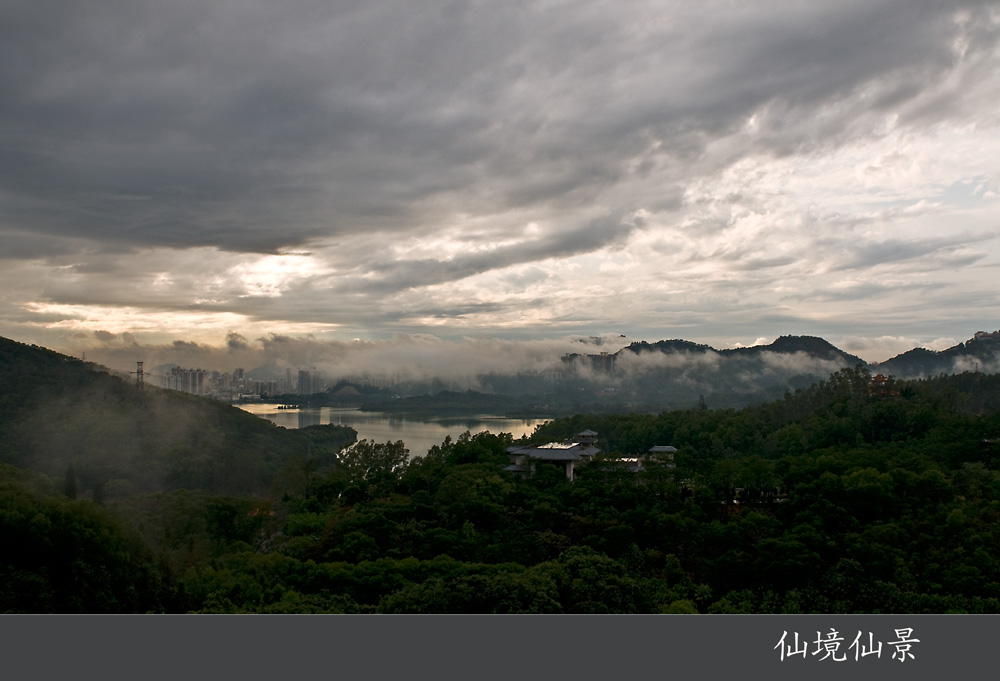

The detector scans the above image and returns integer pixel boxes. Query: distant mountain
[569,334,864,410]
[723,335,866,365]
[0,337,355,499]
[873,330,1000,378]
[619,335,865,365]
[620,339,716,355]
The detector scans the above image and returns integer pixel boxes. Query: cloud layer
[2,1,999,363]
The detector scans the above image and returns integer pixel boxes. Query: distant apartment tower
[561,351,616,376]
[168,367,206,395]
[297,369,323,395]
[590,352,615,374]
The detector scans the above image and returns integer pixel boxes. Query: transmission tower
[132,361,145,390]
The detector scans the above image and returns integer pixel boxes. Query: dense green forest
[2,336,1000,613]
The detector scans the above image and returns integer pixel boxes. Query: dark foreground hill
[0,337,355,498]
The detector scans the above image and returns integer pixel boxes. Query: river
[235,404,549,458]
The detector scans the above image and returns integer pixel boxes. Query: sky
[2,0,999,373]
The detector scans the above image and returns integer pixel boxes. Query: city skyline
[2,1,999,366]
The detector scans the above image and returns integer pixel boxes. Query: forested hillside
[108,369,1000,612]
[0,337,355,497]
[3,337,999,613]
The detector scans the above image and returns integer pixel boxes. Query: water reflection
[235,404,548,458]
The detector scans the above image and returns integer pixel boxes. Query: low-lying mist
[75,332,632,387]
[71,331,873,401]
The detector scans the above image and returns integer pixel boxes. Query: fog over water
[236,404,548,458]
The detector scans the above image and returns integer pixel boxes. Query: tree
[0,475,172,612]
[337,440,409,497]
[536,546,642,613]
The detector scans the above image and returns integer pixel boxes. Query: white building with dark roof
[505,431,601,480]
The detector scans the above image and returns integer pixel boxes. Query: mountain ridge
[616,331,1000,378]
[4,329,999,422]
[873,329,1000,377]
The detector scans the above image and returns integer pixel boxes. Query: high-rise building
[297,369,323,395]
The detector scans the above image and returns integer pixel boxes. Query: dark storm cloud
[414,301,509,319]
[785,281,922,304]
[828,234,993,271]
[226,332,250,352]
[0,231,95,260]
[340,212,641,294]
[2,0,990,256]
